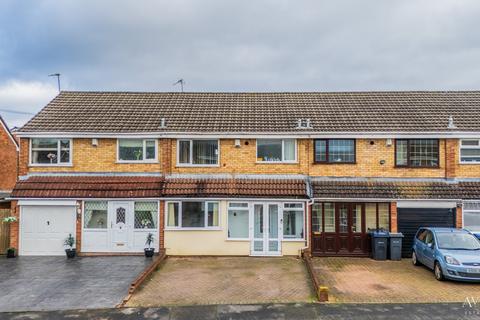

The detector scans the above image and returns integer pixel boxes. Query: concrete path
[0,256,151,312]
[1,303,479,319]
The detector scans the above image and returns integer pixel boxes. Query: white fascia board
[396,200,459,208]
[313,198,462,203]
[14,131,480,139]
[17,200,78,206]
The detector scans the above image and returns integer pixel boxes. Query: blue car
[412,227,480,282]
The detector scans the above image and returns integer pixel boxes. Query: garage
[398,207,456,258]
[20,203,76,256]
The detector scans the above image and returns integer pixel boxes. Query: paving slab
[0,256,151,312]
[127,257,315,307]
[313,257,480,303]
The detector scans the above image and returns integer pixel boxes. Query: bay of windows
[31,138,71,165]
[314,139,355,163]
[118,139,157,162]
[166,201,219,229]
[256,139,296,162]
[395,139,439,167]
[178,139,219,165]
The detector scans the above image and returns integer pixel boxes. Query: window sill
[394,166,440,169]
[29,163,73,167]
[312,162,356,165]
[116,161,159,164]
[460,162,480,165]
[165,227,222,231]
[176,164,220,168]
[255,161,298,165]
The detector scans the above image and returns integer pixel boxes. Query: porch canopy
[11,175,309,199]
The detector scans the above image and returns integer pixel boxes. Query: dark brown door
[312,202,368,256]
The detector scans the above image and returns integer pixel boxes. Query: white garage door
[20,205,76,256]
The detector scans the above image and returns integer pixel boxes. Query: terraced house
[8,91,480,257]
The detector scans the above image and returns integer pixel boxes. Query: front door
[337,203,364,254]
[109,202,132,252]
[251,203,282,256]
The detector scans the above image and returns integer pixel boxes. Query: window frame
[83,200,108,230]
[459,139,480,164]
[133,201,159,231]
[164,200,221,230]
[226,202,250,241]
[117,139,158,163]
[313,139,356,164]
[282,202,305,241]
[255,139,298,163]
[394,139,440,168]
[29,138,73,166]
[176,139,220,167]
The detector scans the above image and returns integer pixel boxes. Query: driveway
[313,257,480,303]
[0,256,151,312]
[127,257,315,307]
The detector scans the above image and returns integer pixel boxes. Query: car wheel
[412,251,421,266]
[434,262,444,281]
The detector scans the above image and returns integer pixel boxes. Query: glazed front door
[251,203,282,256]
[109,201,132,252]
[337,203,364,254]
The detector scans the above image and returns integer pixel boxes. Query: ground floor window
[365,203,390,231]
[283,203,304,239]
[463,202,480,232]
[84,201,108,229]
[134,201,158,229]
[166,201,219,229]
[228,202,249,239]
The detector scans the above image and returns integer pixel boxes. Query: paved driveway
[127,257,315,307]
[313,257,480,303]
[0,256,151,312]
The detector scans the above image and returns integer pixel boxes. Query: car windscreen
[436,232,480,250]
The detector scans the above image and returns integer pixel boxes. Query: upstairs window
[460,139,480,163]
[256,139,296,163]
[395,139,439,167]
[177,139,219,166]
[118,139,157,162]
[314,139,355,163]
[31,138,71,165]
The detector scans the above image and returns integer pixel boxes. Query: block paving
[127,257,316,307]
[313,257,480,303]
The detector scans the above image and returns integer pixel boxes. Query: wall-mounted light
[386,138,393,146]
[234,139,241,148]
[92,138,98,147]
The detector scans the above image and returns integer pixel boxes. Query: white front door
[250,203,282,256]
[109,201,132,252]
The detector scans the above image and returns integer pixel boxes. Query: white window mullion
[281,139,285,161]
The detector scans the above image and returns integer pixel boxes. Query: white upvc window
[117,139,158,162]
[256,139,297,163]
[282,202,304,240]
[227,202,250,240]
[166,201,220,229]
[30,138,72,165]
[460,139,480,164]
[177,139,219,166]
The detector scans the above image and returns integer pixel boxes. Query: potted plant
[144,233,155,258]
[6,247,16,258]
[64,234,76,258]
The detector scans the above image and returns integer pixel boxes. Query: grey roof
[19,91,480,134]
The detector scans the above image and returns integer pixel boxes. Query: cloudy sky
[1,0,479,127]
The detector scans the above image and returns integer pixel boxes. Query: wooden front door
[312,202,368,256]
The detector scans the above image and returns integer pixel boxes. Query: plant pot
[6,249,16,258]
[65,248,76,259]
[144,248,155,258]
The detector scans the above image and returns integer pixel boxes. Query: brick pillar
[159,201,165,251]
[18,138,29,177]
[390,202,398,233]
[75,201,82,252]
[445,139,457,179]
[456,204,463,229]
[160,139,172,175]
[9,201,19,249]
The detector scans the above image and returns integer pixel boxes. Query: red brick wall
[0,124,18,190]
[445,139,456,179]
[9,200,18,249]
[456,205,463,228]
[390,202,398,233]
[18,138,29,177]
